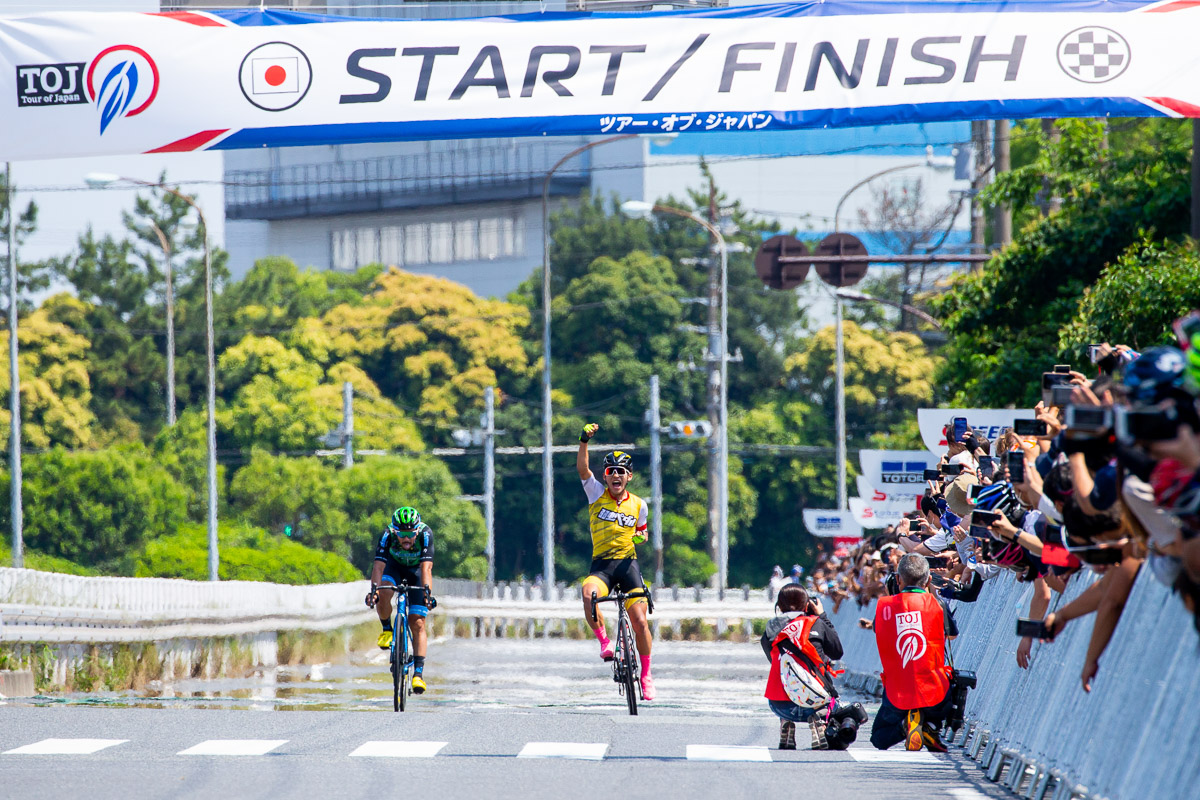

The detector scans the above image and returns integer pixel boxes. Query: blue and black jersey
[374,522,435,571]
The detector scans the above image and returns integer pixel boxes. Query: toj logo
[1057,26,1130,84]
[895,610,928,669]
[15,63,88,107]
[87,45,160,135]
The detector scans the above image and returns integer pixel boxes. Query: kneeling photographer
[761,584,867,751]
[870,553,956,752]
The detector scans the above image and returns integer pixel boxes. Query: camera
[1114,403,1182,444]
[923,468,941,482]
[823,702,869,750]
[939,463,965,476]
[1088,344,1104,364]
[1041,372,1072,406]
[945,670,977,733]
[1006,450,1026,484]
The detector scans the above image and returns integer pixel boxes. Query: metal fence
[826,569,1200,800]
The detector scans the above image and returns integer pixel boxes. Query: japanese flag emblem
[239,42,312,111]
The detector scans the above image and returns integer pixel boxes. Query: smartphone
[972,510,1002,526]
[925,556,950,569]
[1007,451,1027,484]
[1064,404,1111,433]
[1038,523,1064,545]
[951,417,969,444]
[968,524,992,539]
[939,463,965,476]
[1013,419,1048,437]
[977,455,996,480]
[1115,404,1182,443]
[1051,385,1076,408]
[923,468,941,482]
[1088,344,1104,364]
[1079,547,1125,566]
[1053,364,1072,374]
[1015,618,1055,640]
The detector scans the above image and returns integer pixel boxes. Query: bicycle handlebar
[590,587,654,622]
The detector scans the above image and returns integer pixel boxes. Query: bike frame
[591,587,653,716]
[380,580,412,712]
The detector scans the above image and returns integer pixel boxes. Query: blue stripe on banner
[209,0,1159,26]
[208,96,1164,150]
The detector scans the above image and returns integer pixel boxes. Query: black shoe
[921,722,947,753]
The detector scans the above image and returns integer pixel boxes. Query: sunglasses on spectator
[604,467,630,477]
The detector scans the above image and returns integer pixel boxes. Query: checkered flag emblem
[1058,27,1131,84]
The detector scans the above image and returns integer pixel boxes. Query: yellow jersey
[582,475,648,560]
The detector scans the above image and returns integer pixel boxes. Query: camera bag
[772,614,838,709]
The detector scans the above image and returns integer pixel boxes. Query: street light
[138,215,193,428]
[620,199,730,590]
[85,172,219,582]
[829,149,955,514]
[538,133,675,598]
[4,162,21,568]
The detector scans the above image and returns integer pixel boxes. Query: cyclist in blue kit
[366,506,436,695]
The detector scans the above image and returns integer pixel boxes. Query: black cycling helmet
[603,450,633,470]
[1122,346,1185,405]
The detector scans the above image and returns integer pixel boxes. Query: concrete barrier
[825,569,1200,800]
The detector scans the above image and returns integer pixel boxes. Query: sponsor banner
[3,2,1200,160]
[859,450,938,496]
[802,509,862,539]
[849,497,908,528]
[917,408,1036,452]
[856,474,919,505]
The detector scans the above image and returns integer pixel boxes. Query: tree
[0,295,96,449]
[932,118,1191,407]
[0,444,188,572]
[1059,238,1200,356]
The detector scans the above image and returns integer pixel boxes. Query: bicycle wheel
[619,617,638,716]
[393,601,408,712]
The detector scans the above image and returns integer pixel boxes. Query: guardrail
[0,568,776,644]
[825,570,1200,800]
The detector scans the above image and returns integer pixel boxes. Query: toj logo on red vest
[895,611,928,668]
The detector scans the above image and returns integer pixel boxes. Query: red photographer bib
[874,589,951,709]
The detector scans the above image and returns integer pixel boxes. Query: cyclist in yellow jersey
[576,422,655,701]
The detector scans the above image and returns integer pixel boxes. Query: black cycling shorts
[585,558,647,600]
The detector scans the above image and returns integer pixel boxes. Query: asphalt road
[0,638,1010,800]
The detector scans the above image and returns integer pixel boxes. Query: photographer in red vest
[871,553,954,752]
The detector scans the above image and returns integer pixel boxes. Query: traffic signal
[283,523,294,538]
[668,420,713,439]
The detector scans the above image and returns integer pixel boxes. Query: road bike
[590,586,653,716]
[376,580,414,712]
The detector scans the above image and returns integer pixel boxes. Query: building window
[332,212,522,271]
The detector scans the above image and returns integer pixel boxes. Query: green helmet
[390,506,421,532]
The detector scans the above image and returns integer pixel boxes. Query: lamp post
[538,132,675,598]
[86,173,218,581]
[4,163,21,568]
[621,200,729,589]
[142,219,179,427]
[829,151,955,514]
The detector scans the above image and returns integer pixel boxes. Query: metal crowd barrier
[826,569,1200,800]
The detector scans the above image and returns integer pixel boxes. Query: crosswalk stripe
[4,738,128,755]
[517,742,607,760]
[848,748,945,764]
[177,739,288,756]
[685,744,772,762]
[349,741,448,758]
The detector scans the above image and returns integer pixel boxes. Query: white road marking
[848,748,946,765]
[4,738,127,755]
[686,745,772,762]
[177,739,288,756]
[948,790,991,799]
[349,741,448,758]
[517,742,608,760]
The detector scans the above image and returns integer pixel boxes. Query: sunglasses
[604,466,630,477]
[389,525,417,537]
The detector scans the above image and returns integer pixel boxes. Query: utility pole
[341,381,354,469]
[994,119,1012,246]
[484,386,496,584]
[705,178,722,588]
[1192,120,1200,240]
[969,120,991,252]
[648,375,664,586]
[4,163,21,569]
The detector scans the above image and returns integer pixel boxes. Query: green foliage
[1059,238,1200,355]
[0,542,97,576]
[132,522,362,584]
[933,118,1191,407]
[0,445,187,571]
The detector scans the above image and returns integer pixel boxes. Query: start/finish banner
[3,0,1200,160]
